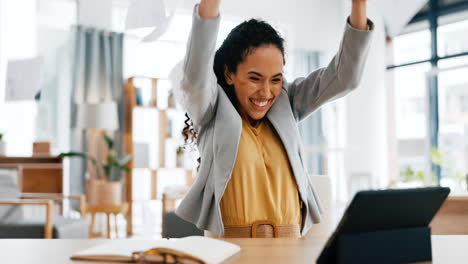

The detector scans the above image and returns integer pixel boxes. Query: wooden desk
[431,195,468,235]
[0,236,467,264]
[0,156,63,193]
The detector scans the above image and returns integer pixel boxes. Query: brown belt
[223,220,301,238]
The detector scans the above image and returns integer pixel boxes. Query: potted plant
[60,133,132,205]
[0,133,5,156]
[176,145,184,168]
[168,89,176,109]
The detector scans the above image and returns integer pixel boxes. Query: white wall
[0,0,4,102]
[0,0,38,101]
[215,0,343,52]
[340,1,389,196]
[78,0,114,30]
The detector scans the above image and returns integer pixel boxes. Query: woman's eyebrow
[247,71,283,78]
[247,71,263,77]
[272,73,283,78]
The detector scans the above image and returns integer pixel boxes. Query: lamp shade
[76,102,119,130]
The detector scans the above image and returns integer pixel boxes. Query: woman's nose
[258,82,272,97]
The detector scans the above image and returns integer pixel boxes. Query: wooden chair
[161,185,203,238]
[0,194,86,239]
[305,175,334,238]
[86,203,128,239]
[0,169,88,239]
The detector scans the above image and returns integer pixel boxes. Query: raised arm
[287,0,374,121]
[199,0,221,19]
[176,0,221,131]
[350,0,368,30]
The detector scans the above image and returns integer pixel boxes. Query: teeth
[251,99,269,107]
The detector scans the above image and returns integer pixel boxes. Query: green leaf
[176,146,184,155]
[416,171,425,182]
[103,164,111,178]
[59,152,87,159]
[60,152,101,168]
[107,151,117,165]
[116,155,132,167]
[90,158,101,168]
[431,148,443,166]
[103,133,114,149]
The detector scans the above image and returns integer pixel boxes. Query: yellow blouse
[220,115,302,226]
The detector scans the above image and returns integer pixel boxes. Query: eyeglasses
[132,248,205,264]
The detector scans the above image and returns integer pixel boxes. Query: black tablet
[317,187,450,264]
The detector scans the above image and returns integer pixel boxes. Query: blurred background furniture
[305,175,333,238]
[125,76,195,237]
[431,195,468,235]
[32,142,51,157]
[0,168,88,238]
[0,156,63,194]
[161,185,203,238]
[86,202,128,239]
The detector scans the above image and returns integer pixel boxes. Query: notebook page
[72,240,173,259]
[172,236,241,264]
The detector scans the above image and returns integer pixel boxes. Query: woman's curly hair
[182,19,286,170]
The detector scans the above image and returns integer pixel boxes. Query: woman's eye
[250,77,260,81]
[272,79,282,82]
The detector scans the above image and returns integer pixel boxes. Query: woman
[175,0,374,238]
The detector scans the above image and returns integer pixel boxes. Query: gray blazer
[175,5,374,236]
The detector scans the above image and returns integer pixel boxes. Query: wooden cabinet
[0,157,63,194]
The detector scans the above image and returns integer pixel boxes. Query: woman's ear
[224,66,234,85]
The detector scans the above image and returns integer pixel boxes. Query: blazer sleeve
[176,4,220,131]
[287,18,375,122]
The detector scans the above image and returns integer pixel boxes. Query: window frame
[387,0,468,183]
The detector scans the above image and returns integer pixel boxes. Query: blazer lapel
[267,90,308,198]
[213,88,307,202]
[213,88,242,197]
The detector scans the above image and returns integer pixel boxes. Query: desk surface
[0,235,467,264]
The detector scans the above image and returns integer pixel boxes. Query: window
[438,13,468,57]
[0,0,77,156]
[440,0,468,6]
[391,22,431,66]
[436,59,468,191]
[392,63,432,139]
[387,0,468,187]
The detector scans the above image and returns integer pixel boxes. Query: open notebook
[70,236,241,264]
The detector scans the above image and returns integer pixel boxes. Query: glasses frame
[132,247,205,264]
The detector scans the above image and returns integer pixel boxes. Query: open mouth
[249,98,273,111]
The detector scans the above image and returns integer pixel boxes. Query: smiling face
[225,44,284,121]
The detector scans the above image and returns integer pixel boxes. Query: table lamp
[76,102,119,131]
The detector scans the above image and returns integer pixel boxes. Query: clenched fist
[199,0,221,19]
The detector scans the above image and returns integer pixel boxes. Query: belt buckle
[251,220,279,238]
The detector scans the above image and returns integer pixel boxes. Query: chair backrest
[305,175,334,238]
[0,169,23,222]
[163,211,204,238]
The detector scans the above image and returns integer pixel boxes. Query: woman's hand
[350,0,368,30]
[199,0,221,19]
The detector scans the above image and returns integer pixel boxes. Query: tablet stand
[336,226,432,264]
